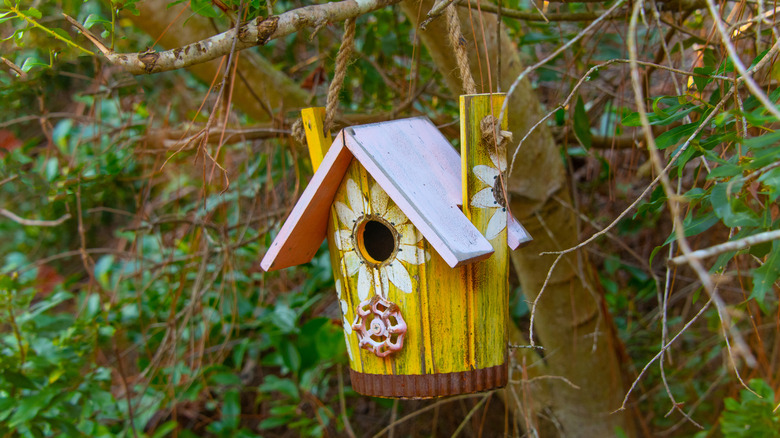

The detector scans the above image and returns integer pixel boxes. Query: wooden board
[301,107,330,171]
[460,93,510,371]
[259,134,351,271]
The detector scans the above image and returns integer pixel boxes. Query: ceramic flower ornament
[333,179,429,301]
[470,145,508,240]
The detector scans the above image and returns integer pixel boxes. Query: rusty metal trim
[349,363,507,399]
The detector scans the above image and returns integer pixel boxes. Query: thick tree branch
[74,0,401,75]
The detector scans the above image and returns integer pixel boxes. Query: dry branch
[668,230,780,265]
[70,0,402,75]
[0,209,71,227]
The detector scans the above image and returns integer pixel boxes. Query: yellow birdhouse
[261,94,531,398]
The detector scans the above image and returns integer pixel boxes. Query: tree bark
[401,2,636,436]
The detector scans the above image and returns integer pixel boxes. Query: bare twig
[705,0,780,120]
[616,298,712,412]
[669,230,780,265]
[370,393,487,438]
[499,0,627,127]
[458,0,625,21]
[0,209,71,227]
[337,364,357,438]
[0,56,27,80]
[421,0,455,29]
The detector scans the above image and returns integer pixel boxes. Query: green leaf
[721,379,780,437]
[664,212,720,245]
[20,56,48,72]
[8,389,55,427]
[0,10,15,24]
[656,122,699,150]
[279,339,301,373]
[83,14,110,30]
[707,162,742,180]
[221,389,240,430]
[190,0,220,17]
[751,241,780,305]
[315,321,345,361]
[150,421,178,438]
[210,372,241,386]
[3,370,37,390]
[743,131,780,150]
[0,397,15,422]
[259,415,294,429]
[44,417,82,436]
[692,67,713,92]
[758,167,780,201]
[259,375,299,400]
[25,7,41,19]
[573,96,591,149]
[271,304,298,334]
[711,182,760,227]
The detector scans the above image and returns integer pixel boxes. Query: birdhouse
[261,94,531,398]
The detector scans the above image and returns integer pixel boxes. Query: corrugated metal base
[349,363,508,399]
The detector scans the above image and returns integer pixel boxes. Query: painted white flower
[333,179,429,301]
[470,147,508,240]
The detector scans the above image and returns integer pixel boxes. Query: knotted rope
[480,114,512,147]
[445,5,477,95]
[291,118,306,144]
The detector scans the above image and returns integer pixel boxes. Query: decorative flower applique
[333,179,429,300]
[351,295,407,357]
[470,145,508,240]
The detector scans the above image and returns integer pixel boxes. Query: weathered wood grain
[301,107,330,170]
[460,93,509,371]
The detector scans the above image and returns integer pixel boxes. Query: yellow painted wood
[326,101,510,383]
[328,160,435,375]
[326,205,361,371]
[424,250,471,373]
[301,107,331,171]
[460,93,509,370]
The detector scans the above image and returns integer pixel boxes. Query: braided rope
[324,18,356,133]
[445,5,477,95]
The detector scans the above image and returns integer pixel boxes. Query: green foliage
[622,50,780,311]
[720,379,780,437]
[0,269,121,437]
[2,0,780,435]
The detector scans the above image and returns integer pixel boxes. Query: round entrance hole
[355,219,397,265]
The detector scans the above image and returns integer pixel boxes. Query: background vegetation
[1,0,779,436]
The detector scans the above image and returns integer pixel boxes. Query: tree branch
[668,230,780,265]
[0,209,71,227]
[70,0,402,75]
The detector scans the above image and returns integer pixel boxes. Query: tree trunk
[401,2,636,436]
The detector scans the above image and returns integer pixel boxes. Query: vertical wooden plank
[460,93,509,370]
[417,259,436,375]
[301,107,331,171]
[328,163,361,372]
